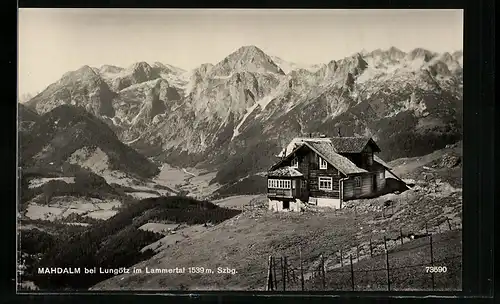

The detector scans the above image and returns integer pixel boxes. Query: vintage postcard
[17,8,463,292]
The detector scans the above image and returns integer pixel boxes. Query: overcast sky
[18,9,463,96]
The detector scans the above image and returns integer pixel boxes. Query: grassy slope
[307,230,461,291]
[92,144,462,291]
[23,196,241,290]
[92,189,461,291]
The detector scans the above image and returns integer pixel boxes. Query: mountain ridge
[20,104,159,179]
[22,45,463,188]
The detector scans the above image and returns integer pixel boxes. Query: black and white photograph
[17,9,463,292]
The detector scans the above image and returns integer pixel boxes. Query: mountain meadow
[18,45,462,291]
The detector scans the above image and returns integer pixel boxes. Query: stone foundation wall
[268,199,303,212]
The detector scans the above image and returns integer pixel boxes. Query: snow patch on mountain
[271,55,324,74]
[231,103,260,140]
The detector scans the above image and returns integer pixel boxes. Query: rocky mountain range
[21,45,463,187]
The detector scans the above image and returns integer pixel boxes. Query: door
[300,179,308,201]
[292,179,300,197]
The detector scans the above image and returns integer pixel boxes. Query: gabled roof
[307,142,368,175]
[266,166,304,177]
[329,137,381,153]
[277,136,381,157]
[270,141,367,176]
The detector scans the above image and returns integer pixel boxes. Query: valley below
[18,142,462,292]
[17,44,463,292]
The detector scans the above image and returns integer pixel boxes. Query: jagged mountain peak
[99,64,124,74]
[406,47,436,62]
[24,62,117,117]
[439,52,454,61]
[451,50,463,66]
[387,46,405,54]
[208,45,285,77]
[151,62,186,75]
[426,60,452,77]
[152,61,166,69]
[430,52,462,73]
[127,61,154,73]
[60,65,100,82]
[321,59,339,74]
[367,47,406,62]
[235,45,267,55]
[337,53,368,75]
[108,62,160,92]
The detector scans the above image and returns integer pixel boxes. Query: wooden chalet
[267,136,404,212]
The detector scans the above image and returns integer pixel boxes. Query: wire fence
[264,222,462,291]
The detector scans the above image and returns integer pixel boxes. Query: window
[379,172,384,179]
[318,177,333,191]
[268,179,291,189]
[291,157,299,168]
[319,156,328,169]
[354,176,361,188]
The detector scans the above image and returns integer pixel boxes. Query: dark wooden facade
[307,151,342,199]
[268,139,388,204]
[343,145,374,170]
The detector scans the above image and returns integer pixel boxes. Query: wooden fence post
[384,236,388,251]
[273,257,278,290]
[400,227,404,245]
[284,256,289,286]
[356,245,360,263]
[281,257,285,291]
[299,247,304,291]
[430,235,435,290]
[447,218,452,231]
[382,207,385,218]
[267,255,273,291]
[288,261,295,284]
[350,255,355,291]
[369,238,373,257]
[385,249,391,291]
[321,254,325,290]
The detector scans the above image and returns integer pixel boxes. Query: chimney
[309,133,312,138]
